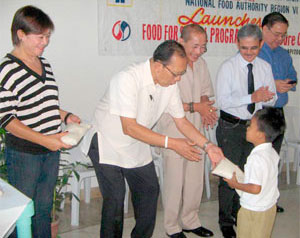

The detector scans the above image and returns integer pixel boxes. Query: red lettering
[164,25,179,41]
[142,24,162,41]
[142,24,146,40]
[178,8,262,28]
[210,28,215,43]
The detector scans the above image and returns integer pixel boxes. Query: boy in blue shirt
[225,107,285,238]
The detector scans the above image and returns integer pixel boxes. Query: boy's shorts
[237,204,276,238]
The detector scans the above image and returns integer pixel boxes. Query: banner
[98,0,300,57]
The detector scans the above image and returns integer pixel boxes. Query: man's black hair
[153,40,186,65]
[262,12,289,28]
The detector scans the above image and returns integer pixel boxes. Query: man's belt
[220,110,250,125]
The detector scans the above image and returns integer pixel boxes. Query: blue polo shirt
[258,43,297,108]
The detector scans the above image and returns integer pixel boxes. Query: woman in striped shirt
[0,5,80,238]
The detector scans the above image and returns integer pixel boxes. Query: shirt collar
[237,52,257,68]
[250,142,273,154]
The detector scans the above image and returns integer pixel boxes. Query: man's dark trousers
[216,118,254,227]
[88,134,159,238]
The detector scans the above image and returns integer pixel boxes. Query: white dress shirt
[216,53,277,120]
[240,143,279,211]
[90,60,185,168]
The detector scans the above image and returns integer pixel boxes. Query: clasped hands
[198,100,218,129]
[251,86,275,103]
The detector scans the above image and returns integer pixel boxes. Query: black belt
[220,110,250,125]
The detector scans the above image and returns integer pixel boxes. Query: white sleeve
[244,156,263,186]
[262,63,277,106]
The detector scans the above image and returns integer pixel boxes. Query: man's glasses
[159,63,186,78]
[268,27,287,39]
[200,45,207,52]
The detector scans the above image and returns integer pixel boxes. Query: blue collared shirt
[258,43,297,108]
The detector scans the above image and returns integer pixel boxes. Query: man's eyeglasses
[160,63,186,78]
[268,27,287,39]
[200,45,207,52]
[164,65,186,77]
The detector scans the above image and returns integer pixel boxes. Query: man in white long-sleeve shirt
[215,24,277,238]
[86,40,224,238]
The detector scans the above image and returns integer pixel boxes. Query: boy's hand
[224,172,239,189]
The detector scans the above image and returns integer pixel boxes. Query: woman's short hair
[153,40,186,65]
[11,5,54,46]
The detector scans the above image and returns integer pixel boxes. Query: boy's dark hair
[153,40,186,65]
[254,107,286,142]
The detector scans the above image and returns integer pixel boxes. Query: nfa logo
[112,20,131,41]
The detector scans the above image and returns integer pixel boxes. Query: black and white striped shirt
[0,54,62,153]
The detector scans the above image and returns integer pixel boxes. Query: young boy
[224,107,286,238]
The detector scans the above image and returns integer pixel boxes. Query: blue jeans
[6,148,60,238]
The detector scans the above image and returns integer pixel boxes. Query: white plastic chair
[67,145,130,226]
[283,106,300,185]
[279,140,290,184]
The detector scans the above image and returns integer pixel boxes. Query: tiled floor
[57,169,299,238]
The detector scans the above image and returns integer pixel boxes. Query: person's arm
[173,116,224,165]
[120,116,203,162]
[286,53,297,92]
[182,97,217,129]
[59,109,81,124]
[5,118,72,151]
[251,86,275,104]
[224,172,261,194]
[196,60,218,128]
[274,52,297,93]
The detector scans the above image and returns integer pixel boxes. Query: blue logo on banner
[107,0,133,7]
[112,20,131,41]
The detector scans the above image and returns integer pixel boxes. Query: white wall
[0,0,147,121]
[1,0,299,121]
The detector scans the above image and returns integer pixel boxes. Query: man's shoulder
[248,144,279,163]
[124,60,149,74]
[195,56,206,64]
[276,46,292,58]
[219,54,237,69]
[193,56,209,70]
[255,57,272,67]
[113,60,150,82]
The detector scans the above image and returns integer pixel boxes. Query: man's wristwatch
[189,102,194,113]
[203,140,212,152]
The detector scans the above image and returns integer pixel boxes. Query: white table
[0,178,34,238]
